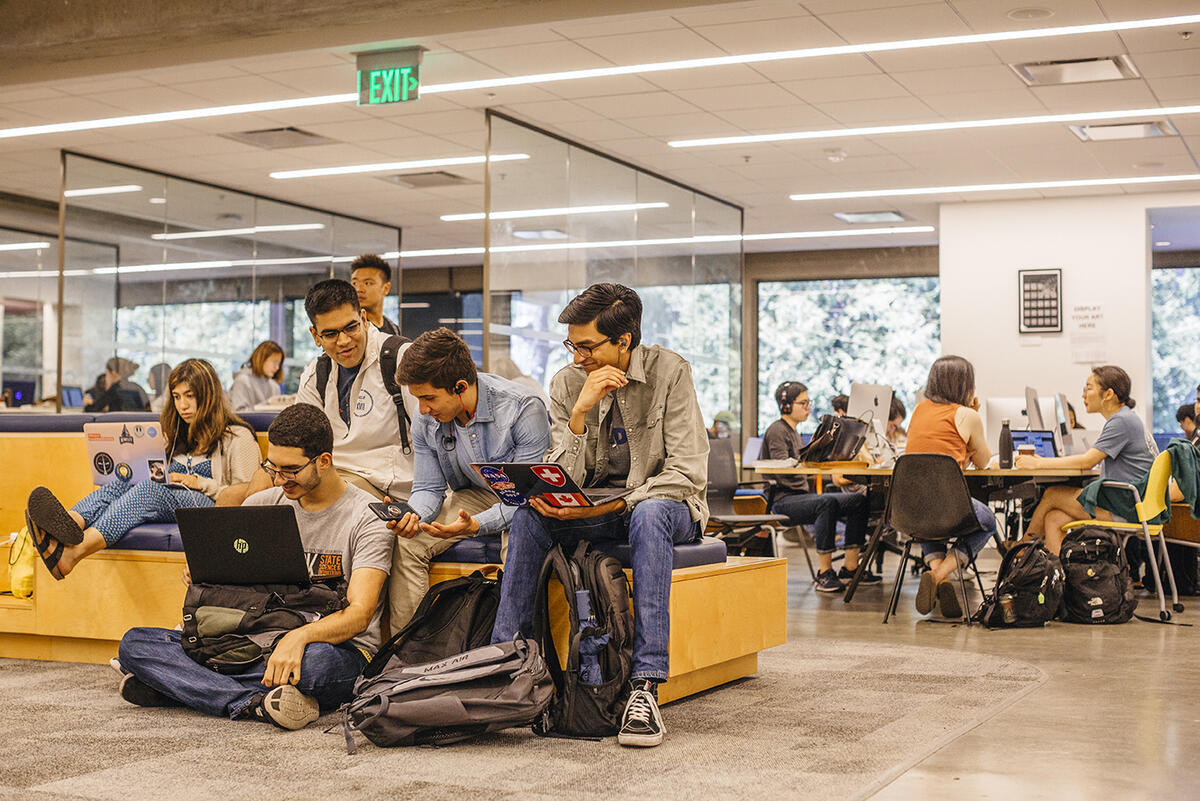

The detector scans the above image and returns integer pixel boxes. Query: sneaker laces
[624,689,655,727]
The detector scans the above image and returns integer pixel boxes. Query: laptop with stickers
[470,462,635,508]
[176,505,310,585]
[83,421,168,486]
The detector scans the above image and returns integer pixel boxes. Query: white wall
[939,189,1200,434]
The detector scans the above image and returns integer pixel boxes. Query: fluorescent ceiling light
[63,184,143,198]
[1011,54,1139,86]
[270,153,528,180]
[512,229,570,240]
[150,223,326,241]
[1,14,1198,141]
[790,174,1200,201]
[1155,241,1171,246]
[741,226,934,242]
[833,211,906,224]
[0,241,52,251]
[1068,120,1178,142]
[400,302,432,309]
[670,103,1200,149]
[441,201,669,222]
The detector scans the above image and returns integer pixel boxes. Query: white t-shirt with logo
[242,484,393,656]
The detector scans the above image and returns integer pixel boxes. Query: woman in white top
[230,340,285,412]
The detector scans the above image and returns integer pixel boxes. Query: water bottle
[999,418,1013,469]
[575,589,607,685]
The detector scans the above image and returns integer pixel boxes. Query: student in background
[867,396,907,468]
[148,362,172,413]
[349,254,401,336]
[26,359,260,579]
[84,357,150,412]
[231,341,285,412]
[905,356,998,618]
[1178,404,1197,443]
[763,381,878,593]
[707,410,736,440]
[831,394,849,416]
[1191,384,1200,446]
[1016,365,1154,554]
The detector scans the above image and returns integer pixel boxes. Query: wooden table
[752,462,1095,492]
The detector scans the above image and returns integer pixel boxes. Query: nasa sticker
[532,465,566,487]
[479,465,508,483]
[496,489,525,506]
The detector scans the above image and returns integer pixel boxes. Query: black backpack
[315,333,412,454]
[974,542,1064,628]
[533,541,634,739]
[1059,527,1138,624]
[361,569,501,678]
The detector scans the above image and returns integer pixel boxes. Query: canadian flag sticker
[532,465,567,486]
[545,492,587,507]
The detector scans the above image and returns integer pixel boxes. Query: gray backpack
[342,639,553,751]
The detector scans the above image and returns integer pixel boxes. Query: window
[757,277,940,433]
[1151,267,1200,434]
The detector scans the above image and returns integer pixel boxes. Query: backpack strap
[532,544,579,696]
[379,334,413,455]
[315,354,332,401]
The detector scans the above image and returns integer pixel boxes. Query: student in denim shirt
[386,328,550,630]
[491,283,709,749]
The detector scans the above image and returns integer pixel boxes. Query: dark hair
[148,362,172,395]
[350,254,391,283]
[161,359,250,458]
[395,327,478,390]
[775,381,807,415]
[889,395,906,422]
[269,403,333,459]
[1178,404,1196,425]
[831,394,848,413]
[248,340,285,382]
[304,279,360,324]
[558,283,642,349]
[924,355,975,407]
[1066,401,1084,429]
[1091,365,1135,409]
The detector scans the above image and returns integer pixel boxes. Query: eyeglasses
[260,455,319,480]
[563,337,615,357]
[794,399,811,408]
[315,319,362,344]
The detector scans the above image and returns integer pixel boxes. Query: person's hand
[530,496,626,520]
[82,393,94,406]
[969,396,980,411]
[572,366,628,417]
[379,495,421,539]
[168,472,196,488]
[421,509,480,539]
[182,567,191,586]
[1014,454,1042,469]
[262,629,308,687]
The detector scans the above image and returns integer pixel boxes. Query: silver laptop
[84,421,167,485]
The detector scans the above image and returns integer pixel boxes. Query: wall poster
[1018,268,1062,334]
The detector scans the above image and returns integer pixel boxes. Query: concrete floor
[781,542,1200,800]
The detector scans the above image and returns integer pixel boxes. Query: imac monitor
[2,379,36,407]
[1025,386,1045,430]
[847,383,893,425]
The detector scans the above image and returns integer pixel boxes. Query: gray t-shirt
[243,484,393,656]
[1091,406,1154,484]
[762,418,810,495]
[598,402,631,488]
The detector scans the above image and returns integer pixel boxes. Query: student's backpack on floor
[1059,527,1138,624]
[533,541,634,739]
[974,542,1064,628]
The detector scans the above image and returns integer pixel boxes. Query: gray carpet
[2,639,1045,801]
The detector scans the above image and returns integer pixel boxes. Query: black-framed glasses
[260,455,319,480]
[315,319,362,344]
[563,337,615,357]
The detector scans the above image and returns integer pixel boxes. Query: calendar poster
[1018,269,1062,334]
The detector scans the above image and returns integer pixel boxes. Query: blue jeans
[73,478,212,545]
[920,498,997,565]
[118,627,367,718]
[772,490,869,554]
[491,499,698,682]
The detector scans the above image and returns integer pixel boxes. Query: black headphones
[775,381,804,416]
[453,381,467,395]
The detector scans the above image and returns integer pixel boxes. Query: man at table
[763,381,877,593]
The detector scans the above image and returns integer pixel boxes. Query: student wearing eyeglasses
[384,327,550,630]
[292,279,420,500]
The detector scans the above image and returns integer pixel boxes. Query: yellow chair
[1061,450,1182,622]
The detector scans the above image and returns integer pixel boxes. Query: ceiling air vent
[1009,55,1140,86]
[1068,120,1178,142]
[381,171,477,188]
[220,127,339,149]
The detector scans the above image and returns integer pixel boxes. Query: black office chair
[851,453,988,624]
[706,439,790,557]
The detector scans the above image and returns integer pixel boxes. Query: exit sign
[356,47,424,106]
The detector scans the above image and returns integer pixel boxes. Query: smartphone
[368,501,416,522]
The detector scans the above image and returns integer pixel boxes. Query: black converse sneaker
[119,674,182,708]
[250,685,320,730]
[618,678,664,747]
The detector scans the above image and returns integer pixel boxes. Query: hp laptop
[472,462,634,508]
[83,421,167,485]
[1010,429,1060,458]
[176,505,310,585]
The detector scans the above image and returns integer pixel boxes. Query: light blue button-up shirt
[407,372,551,535]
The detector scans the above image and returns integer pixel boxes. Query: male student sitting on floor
[116,404,394,730]
[385,327,550,631]
[491,283,709,749]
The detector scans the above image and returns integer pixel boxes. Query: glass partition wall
[42,153,401,407]
[484,112,743,437]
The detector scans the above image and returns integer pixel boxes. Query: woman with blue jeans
[904,355,998,618]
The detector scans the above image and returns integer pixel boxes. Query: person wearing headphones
[387,328,550,631]
[762,381,877,593]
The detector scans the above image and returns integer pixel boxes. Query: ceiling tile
[546,118,644,141]
[674,82,801,111]
[622,112,744,138]
[985,31,1127,63]
[1030,79,1159,110]
[259,64,356,95]
[673,3,811,27]
[814,95,935,124]
[577,28,728,63]
[920,88,1049,117]
[819,4,972,43]
[893,64,1028,95]
[437,27,564,52]
[800,0,946,12]
[1147,75,1200,102]
[689,16,846,53]
[469,41,613,75]
[88,86,223,113]
[495,99,603,124]
[172,75,298,104]
[549,14,682,39]
[1133,48,1200,78]
[868,44,1002,73]
[575,91,702,118]
[747,53,882,82]
[779,73,911,104]
[543,74,666,99]
[1118,26,1200,56]
[711,104,838,131]
[950,0,1107,30]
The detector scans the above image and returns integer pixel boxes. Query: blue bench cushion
[111,523,184,551]
[0,413,95,433]
[241,411,278,432]
[434,535,502,564]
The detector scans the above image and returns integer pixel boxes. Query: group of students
[763,356,1190,618]
[23,277,708,748]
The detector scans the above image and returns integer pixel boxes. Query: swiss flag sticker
[545,492,588,507]
[532,465,567,487]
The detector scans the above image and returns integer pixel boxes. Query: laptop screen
[1011,429,1057,458]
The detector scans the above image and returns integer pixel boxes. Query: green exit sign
[355,47,424,106]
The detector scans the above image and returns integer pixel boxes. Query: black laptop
[176,505,310,585]
[471,462,634,509]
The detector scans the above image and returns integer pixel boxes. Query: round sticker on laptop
[233,538,249,554]
[479,465,508,482]
[115,463,133,481]
[496,489,525,506]
[93,452,115,475]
